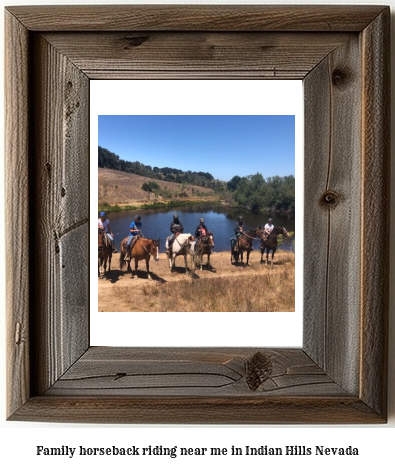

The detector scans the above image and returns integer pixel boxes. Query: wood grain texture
[29,35,90,395]
[304,36,362,395]
[10,396,383,425]
[360,8,390,418]
[5,5,389,424]
[5,5,387,32]
[42,32,350,80]
[46,347,344,397]
[5,10,30,418]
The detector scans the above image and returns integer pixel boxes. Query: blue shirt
[129,221,142,237]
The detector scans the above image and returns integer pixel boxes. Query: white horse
[166,233,196,273]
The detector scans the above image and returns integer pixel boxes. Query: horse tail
[119,250,126,269]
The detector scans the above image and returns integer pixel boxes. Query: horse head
[208,232,215,247]
[254,226,264,239]
[150,239,160,261]
[278,226,289,238]
[188,235,197,252]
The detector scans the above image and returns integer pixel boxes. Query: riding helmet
[200,218,205,223]
[99,211,106,217]
[135,215,141,220]
[268,218,273,222]
[173,214,178,219]
[238,216,243,221]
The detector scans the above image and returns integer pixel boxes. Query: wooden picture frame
[5,5,389,424]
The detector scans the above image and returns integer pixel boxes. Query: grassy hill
[98,168,218,209]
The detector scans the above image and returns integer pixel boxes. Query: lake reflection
[105,204,295,253]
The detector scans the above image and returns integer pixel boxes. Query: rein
[240,229,261,245]
[137,237,157,258]
[174,235,195,256]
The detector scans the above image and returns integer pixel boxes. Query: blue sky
[98,115,295,181]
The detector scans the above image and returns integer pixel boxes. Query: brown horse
[260,226,289,266]
[231,226,264,266]
[98,228,112,278]
[195,231,215,271]
[119,236,160,279]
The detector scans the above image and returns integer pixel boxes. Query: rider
[167,214,184,254]
[263,217,274,240]
[195,217,209,253]
[124,215,142,261]
[195,217,208,239]
[231,216,245,252]
[98,211,116,252]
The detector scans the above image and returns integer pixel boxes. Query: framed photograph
[91,81,302,350]
[5,5,389,423]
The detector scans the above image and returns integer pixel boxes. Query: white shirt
[264,223,274,233]
[98,218,110,232]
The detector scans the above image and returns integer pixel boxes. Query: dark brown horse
[120,236,160,279]
[98,228,112,278]
[195,231,215,271]
[260,226,289,266]
[231,227,264,266]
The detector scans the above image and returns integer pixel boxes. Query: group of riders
[98,211,277,260]
[231,216,275,252]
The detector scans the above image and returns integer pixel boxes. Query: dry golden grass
[136,258,294,312]
[100,251,295,312]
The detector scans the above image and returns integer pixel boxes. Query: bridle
[136,237,159,258]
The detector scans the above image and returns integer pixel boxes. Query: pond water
[104,204,295,253]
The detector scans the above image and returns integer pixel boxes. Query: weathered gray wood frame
[5,5,389,423]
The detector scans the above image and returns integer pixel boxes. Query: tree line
[99,146,295,214]
[226,173,295,213]
[99,146,219,188]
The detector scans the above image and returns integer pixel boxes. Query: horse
[231,226,264,266]
[260,226,290,266]
[98,228,112,278]
[194,231,215,271]
[165,233,196,274]
[119,236,160,279]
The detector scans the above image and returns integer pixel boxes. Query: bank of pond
[102,204,295,253]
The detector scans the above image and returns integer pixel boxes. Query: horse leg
[184,253,188,272]
[146,258,151,279]
[130,259,138,278]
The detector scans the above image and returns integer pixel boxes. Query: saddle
[168,232,180,249]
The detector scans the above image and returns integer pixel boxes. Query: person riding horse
[263,217,274,241]
[98,211,116,252]
[231,216,245,252]
[195,217,209,252]
[195,217,209,239]
[166,214,184,254]
[124,215,142,261]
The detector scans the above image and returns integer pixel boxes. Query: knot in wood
[320,190,340,208]
[332,68,348,87]
[246,351,273,391]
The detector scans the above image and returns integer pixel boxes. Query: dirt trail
[98,250,294,312]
